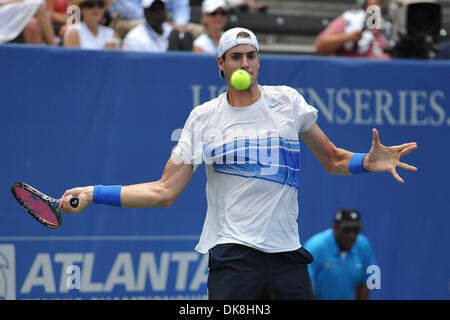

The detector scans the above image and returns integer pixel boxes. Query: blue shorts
[207,243,314,300]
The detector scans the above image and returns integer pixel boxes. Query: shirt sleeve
[122,31,143,51]
[315,16,347,47]
[172,108,203,172]
[292,88,318,133]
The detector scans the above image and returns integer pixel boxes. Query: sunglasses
[81,1,105,9]
[208,10,227,16]
[341,226,362,234]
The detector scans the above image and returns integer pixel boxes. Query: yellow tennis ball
[230,69,251,90]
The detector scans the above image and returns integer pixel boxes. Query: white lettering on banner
[191,86,448,127]
[171,252,198,291]
[21,254,56,294]
[299,87,447,127]
[20,251,208,295]
[189,248,209,291]
[354,89,373,124]
[104,253,136,291]
[375,90,395,125]
[0,245,16,300]
[81,253,103,292]
[190,85,229,108]
[137,252,170,291]
[54,253,83,292]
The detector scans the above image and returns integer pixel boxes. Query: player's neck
[227,85,261,108]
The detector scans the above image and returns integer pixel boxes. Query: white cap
[201,0,228,14]
[142,0,165,9]
[217,27,259,57]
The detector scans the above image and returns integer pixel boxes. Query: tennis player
[59,27,418,299]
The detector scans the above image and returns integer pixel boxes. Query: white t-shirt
[0,0,42,43]
[173,85,318,254]
[122,22,173,52]
[193,33,218,55]
[76,22,115,49]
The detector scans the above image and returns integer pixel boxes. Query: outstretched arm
[59,153,194,214]
[300,123,417,183]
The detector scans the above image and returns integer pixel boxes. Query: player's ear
[217,56,224,72]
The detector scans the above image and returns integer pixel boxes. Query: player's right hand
[59,186,94,215]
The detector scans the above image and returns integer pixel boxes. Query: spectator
[436,40,450,59]
[46,0,71,40]
[315,0,391,59]
[108,0,144,39]
[192,0,228,55]
[164,0,190,33]
[122,0,172,52]
[63,0,120,49]
[1,0,56,45]
[227,0,267,13]
[304,208,377,300]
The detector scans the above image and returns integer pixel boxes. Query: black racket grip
[69,197,79,208]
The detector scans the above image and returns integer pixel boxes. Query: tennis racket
[10,182,79,229]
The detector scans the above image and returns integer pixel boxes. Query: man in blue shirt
[109,0,191,38]
[304,208,377,300]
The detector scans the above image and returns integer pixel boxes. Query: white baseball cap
[142,0,165,9]
[217,27,259,57]
[201,0,228,14]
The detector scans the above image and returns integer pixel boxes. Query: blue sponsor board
[0,45,449,299]
[1,239,207,300]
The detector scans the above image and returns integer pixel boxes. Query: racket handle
[69,197,79,208]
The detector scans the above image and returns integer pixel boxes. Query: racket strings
[13,187,59,227]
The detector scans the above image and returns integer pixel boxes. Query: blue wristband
[93,185,122,207]
[348,153,370,174]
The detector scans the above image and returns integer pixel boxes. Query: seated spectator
[164,0,190,33]
[0,0,56,45]
[227,0,267,13]
[63,0,120,49]
[108,0,144,39]
[46,0,71,41]
[436,40,450,60]
[122,0,172,52]
[315,0,391,59]
[192,0,228,55]
[108,0,195,50]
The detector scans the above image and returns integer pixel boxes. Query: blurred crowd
[0,0,449,59]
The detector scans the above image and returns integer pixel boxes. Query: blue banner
[0,44,449,300]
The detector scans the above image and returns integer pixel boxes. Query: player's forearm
[120,182,175,208]
[322,147,354,175]
[75,182,173,209]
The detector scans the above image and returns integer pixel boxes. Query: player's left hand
[364,128,418,183]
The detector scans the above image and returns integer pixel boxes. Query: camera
[386,0,443,59]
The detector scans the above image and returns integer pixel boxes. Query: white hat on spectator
[142,0,166,9]
[202,0,229,14]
